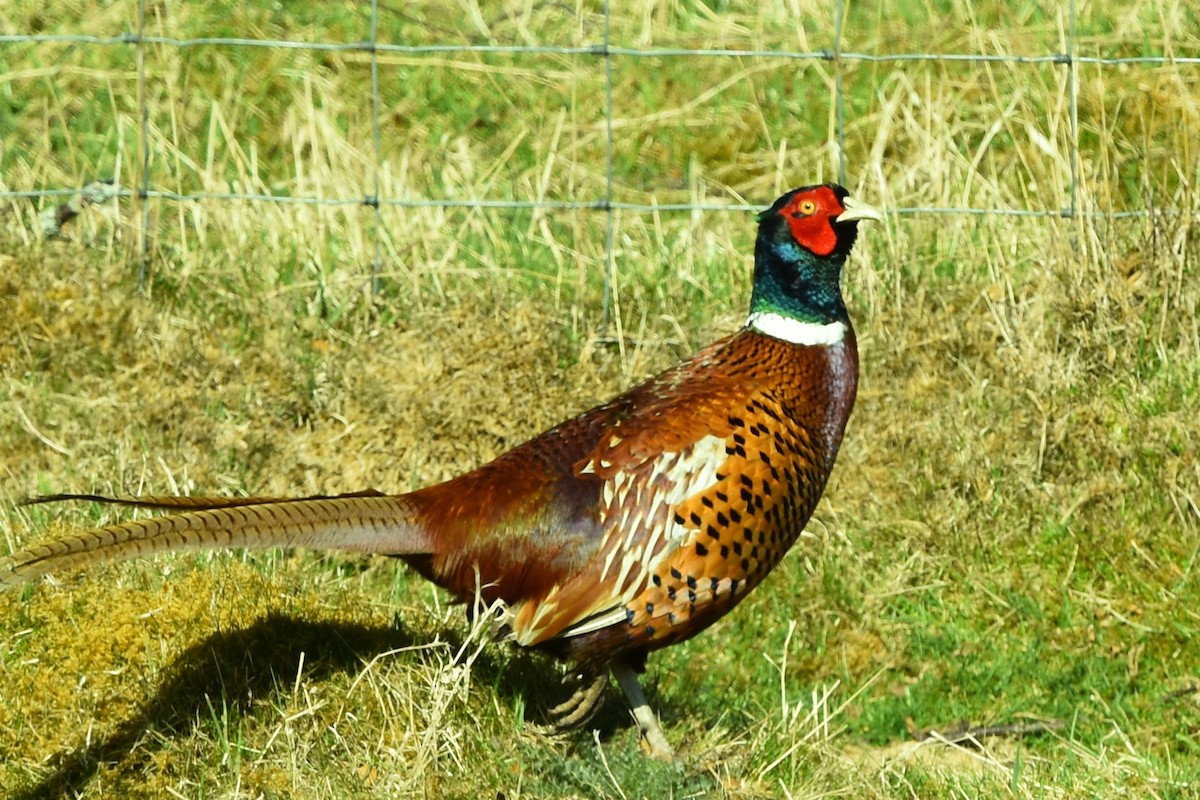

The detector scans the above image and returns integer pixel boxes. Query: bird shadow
[8,611,628,800]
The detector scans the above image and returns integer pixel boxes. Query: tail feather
[19,489,388,511]
[1,494,429,587]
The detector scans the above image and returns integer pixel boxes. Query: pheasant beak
[837,195,884,224]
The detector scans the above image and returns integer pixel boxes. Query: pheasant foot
[548,670,609,730]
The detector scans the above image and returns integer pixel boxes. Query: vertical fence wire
[1066,0,1079,219]
[599,0,617,332]
[369,0,384,291]
[136,0,150,290]
[833,0,847,187]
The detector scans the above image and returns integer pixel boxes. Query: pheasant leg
[611,661,674,762]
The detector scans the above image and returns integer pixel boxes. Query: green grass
[2,0,1199,798]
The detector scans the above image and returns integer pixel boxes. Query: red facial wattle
[781,185,844,257]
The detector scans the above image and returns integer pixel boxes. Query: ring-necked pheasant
[1,183,880,760]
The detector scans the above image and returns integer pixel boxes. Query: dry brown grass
[2,1,1199,798]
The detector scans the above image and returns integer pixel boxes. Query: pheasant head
[748,184,882,344]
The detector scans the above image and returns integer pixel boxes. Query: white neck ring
[746,312,846,346]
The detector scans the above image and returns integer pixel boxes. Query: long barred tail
[18,489,390,512]
[1,491,431,587]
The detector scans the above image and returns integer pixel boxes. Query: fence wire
[1,0,1193,293]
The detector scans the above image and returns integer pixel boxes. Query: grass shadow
[7,609,656,799]
[8,614,402,799]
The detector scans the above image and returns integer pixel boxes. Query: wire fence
[1,0,1194,303]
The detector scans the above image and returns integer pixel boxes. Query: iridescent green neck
[748,236,849,327]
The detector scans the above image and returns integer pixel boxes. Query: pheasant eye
[796,199,817,215]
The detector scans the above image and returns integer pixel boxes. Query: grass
[2,0,1199,797]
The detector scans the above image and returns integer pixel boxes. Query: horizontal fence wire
[2,33,1197,66]
[0,0,1191,284]
[0,187,1163,219]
